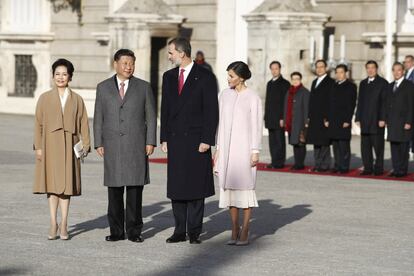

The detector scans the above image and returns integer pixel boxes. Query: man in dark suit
[160,37,219,244]
[306,59,335,172]
[404,55,414,155]
[326,64,357,174]
[93,49,157,243]
[386,62,414,177]
[264,61,290,168]
[355,60,388,175]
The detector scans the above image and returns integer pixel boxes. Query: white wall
[215,0,264,91]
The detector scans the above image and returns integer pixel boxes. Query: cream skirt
[219,188,259,209]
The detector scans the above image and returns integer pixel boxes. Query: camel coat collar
[48,86,77,134]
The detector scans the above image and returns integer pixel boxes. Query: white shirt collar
[59,87,70,111]
[317,73,327,81]
[272,76,280,82]
[180,61,194,73]
[407,67,414,77]
[368,76,375,82]
[179,61,194,83]
[395,77,404,86]
[116,76,130,94]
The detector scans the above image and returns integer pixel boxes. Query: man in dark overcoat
[307,59,335,172]
[326,64,357,174]
[160,37,219,244]
[355,60,388,175]
[386,62,414,177]
[264,61,290,168]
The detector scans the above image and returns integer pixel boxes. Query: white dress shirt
[394,77,404,89]
[315,74,327,87]
[406,67,414,79]
[179,61,194,84]
[59,87,70,112]
[116,76,130,95]
[368,77,375,83]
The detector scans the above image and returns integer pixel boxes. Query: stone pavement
[0,113,414,276]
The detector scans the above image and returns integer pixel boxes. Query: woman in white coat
[214,61,263,246]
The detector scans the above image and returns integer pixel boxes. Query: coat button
[184,132,188,136]
[120,105,124,109]
[120,133,124,136]
[120,119,124,123]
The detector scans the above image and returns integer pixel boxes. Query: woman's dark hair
[52,58,74,81]
[365,60,378,68]
[335,64,348,72]
[290,71,302,79]
[168,37,192,58]
[114,49,136,62]
[226,61,251,80]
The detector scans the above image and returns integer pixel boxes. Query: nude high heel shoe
[59,224,69,240]
[226,226,241,245]
[236,228,249,246]
[48,224,58,240]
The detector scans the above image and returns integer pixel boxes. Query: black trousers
[332,139,351,172]
[268,128,286,167]
[172,199,205,238]
[292,144,306,168]
[390,141,410,175]
[361,133,384,173]
[313,145,331,170]
[107,186,143,238]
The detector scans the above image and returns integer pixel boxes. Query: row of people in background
[265,57,414,178]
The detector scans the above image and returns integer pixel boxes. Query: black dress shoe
[105,235,125,242]
[189,236,202,244]
[374,171,384,176]
[330,168,339,173]
[265,164,274,169]
[309,167,320,172]
[387,172,396,177]
[166,234,186,243]
[128,235,144,243]
[338,170,349,174]
[273,165,285,169]
[359,170,372,176]
[394,173,407,178]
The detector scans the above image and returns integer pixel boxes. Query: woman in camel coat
[33,58,90,240]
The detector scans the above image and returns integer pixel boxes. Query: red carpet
[149,158,414,182]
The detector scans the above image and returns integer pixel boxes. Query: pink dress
[215,88,263,208]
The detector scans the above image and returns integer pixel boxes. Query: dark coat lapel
[171,64,199,117]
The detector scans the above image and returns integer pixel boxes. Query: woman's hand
[213,150,219,176]
[35,149,42,161]
[251,153,259,167]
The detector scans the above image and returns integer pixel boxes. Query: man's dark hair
[393,61,404,70]
[315,59,327,67]
[52,58,75,81]
[335,64,348,72]
[290,71,302,79]
[365,60,378,68]
[168,37,192,58]
[227,61,251,80]
[269,61,281,69]
[405,55,414,61]
[114,49,136,62]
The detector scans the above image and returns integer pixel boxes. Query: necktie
[119,81,125,99]
[393,82,398,93]
[178,68,185,95]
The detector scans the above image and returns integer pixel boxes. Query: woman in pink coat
[214,61,263,246]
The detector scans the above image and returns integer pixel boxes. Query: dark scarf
[285,84,302,133]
